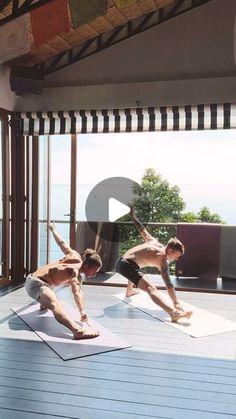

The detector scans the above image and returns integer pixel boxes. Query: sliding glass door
[37,134,77,264]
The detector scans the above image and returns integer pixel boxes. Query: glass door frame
[0,108,10,286]
[69,134,77,249]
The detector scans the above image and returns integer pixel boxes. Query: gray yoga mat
[115,291,236,338]
[12,301,131,360]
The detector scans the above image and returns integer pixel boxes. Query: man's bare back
[33,251,82,287]
[123,240,166,269]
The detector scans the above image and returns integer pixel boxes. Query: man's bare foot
[73,329,100,340]
[126,289,140,297]
[171,310,193,323]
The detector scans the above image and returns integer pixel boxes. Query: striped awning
[14,103,236,136]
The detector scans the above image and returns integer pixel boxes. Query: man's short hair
[166,237,184,255]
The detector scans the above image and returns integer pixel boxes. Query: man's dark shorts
[116,257,144,287]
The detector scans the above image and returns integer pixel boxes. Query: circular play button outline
[85,176,139,241]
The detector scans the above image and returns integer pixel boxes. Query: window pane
[39,135,71,264]
[38,135,49,266]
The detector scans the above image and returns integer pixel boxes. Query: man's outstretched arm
[130,206,154,242]
[49,222,73,255]
[71,278,88,322]
[161,261,184,311]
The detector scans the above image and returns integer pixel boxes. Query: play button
[108,198,130,222]
[85,176,139,241]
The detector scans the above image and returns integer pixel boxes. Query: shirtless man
[25,222,102,339]
[116,208,192,322]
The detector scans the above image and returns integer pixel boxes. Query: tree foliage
[131,168,185,223]
[180,206,224,223]
[118,168,224,258]
[197,206,224,223]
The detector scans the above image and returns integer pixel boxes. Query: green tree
[131,168,185,223]
[180,206,224,223]
[197,206,224,223]
[119,168,186,257]
[180,212,198,223]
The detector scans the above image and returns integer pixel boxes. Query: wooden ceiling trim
[32,43,58,60]
[46,36,71,54]
[74,24,99,40]
[105,6,128,27]
[89,16,114,34]
[117,3,143,20]
[138,0,160,14]
[59,28,85,47]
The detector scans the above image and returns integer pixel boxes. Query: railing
[39,219,236,281]
[38,219,177,272]
[2,219,234,281]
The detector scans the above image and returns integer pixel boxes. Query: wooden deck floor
[0,281,236,419]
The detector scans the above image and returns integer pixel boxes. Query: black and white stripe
[14,103,235,135]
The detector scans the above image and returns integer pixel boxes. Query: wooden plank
[1,372,236,405]
[1,342,236,394]
[1,370,236,414]
[1,360,236,393]
[0,371,236,417]
[0,394,233,419]
[0,391,235,419]
[1,356,236,389]
[1,346,236,380]
[1,349,236,392]
[2,337,236,379]
[0,399,159,419]
[0,411,61,419]
[1,341,236,372]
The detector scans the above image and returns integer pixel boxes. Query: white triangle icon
[109,198,130,222]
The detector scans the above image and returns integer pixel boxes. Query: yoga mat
[11,301,131,360]
[114,291,236,338]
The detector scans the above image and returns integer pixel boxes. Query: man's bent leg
[39,288,99,339]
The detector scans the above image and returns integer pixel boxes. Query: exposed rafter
[38,0,213,76]
[0,0,53,25]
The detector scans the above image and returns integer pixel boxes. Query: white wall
[14,76,236,112]
[0,65,17,111]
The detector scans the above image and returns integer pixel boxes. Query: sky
[48,129,236,225]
